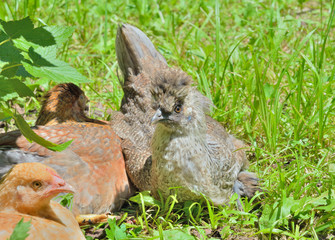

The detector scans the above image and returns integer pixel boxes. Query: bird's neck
[0,188,65,225]
[35,203,65,225]
[153,114,208,149]
[16,200,64,225]
[37,109,90,125]
[160,113,207,137]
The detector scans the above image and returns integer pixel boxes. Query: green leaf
[12,37,41,53]
[23,60,89,83]
[0,77,34,99]
[115,224,127,240]
[22,46,89,83]
[45,26,75,46]
[0,17,34,39]
[316,199,335,212]
[16,65,32,78]
[153,229,196,240]
[105,219,116,239]
[259,203,279,230]
[28,47,55,67]
[12,26,74,52]
[0,17,55,46]
[0,31,24,63]
[0,110,11,121]
[1,63,19,78]
[129,191,162,207]
[9,218,31,240]
[22,26,56,47]
[281,197,300,218]
[106,218,128,240]
[55,193,74,209]
[3,110,73,152]
[0,17,84,85]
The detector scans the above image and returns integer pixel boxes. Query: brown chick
[112,24,259,207]
[0,162,85,240]
[36,83,106,126]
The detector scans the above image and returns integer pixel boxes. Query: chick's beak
[44,175,75,198]
[151,108,164,124]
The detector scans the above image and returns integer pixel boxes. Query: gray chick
[150,67,259,205]
[114,23,259,207]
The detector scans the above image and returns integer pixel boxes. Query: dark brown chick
[36,83,106,126]
[0,162,85,240]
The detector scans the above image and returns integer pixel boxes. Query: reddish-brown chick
[0,162,85,240]
[36,83,106,126]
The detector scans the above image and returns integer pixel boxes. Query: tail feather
[115,24,167,80]
[233,171,261,209]
[234,171,260,198]
[111,24,162,191]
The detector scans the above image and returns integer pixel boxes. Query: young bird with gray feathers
[114,24,259,208]
[150,67,259,206]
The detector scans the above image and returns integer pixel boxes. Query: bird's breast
[151,128,211,195]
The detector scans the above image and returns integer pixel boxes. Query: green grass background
[1,0,335,239]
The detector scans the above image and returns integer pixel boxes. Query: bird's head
[36,83,89,125]
[150,68,194,128]
[44,83,88,111]
[0,162,74,214]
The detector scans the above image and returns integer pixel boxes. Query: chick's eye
[174,104,182,113]
[79,95,85,101]
[32,181,42,189]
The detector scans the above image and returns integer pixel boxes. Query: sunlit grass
[1,0,335,239]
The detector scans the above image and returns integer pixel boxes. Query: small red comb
[45,167,62,179]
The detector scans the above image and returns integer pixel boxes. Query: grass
[1,0,335,239]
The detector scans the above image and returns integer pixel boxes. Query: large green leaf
[12,26,74,52]
[22,26,56,46]
[23,46,89,83]
[0,31,24,63]
[23,59,89,83]
[0,77,34,99]
[45,26,75,46]
[28,47,55,67]
[1,63,19,78]
[0,17,55,46]
[0,62,32,78]
[0,17,34,40]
